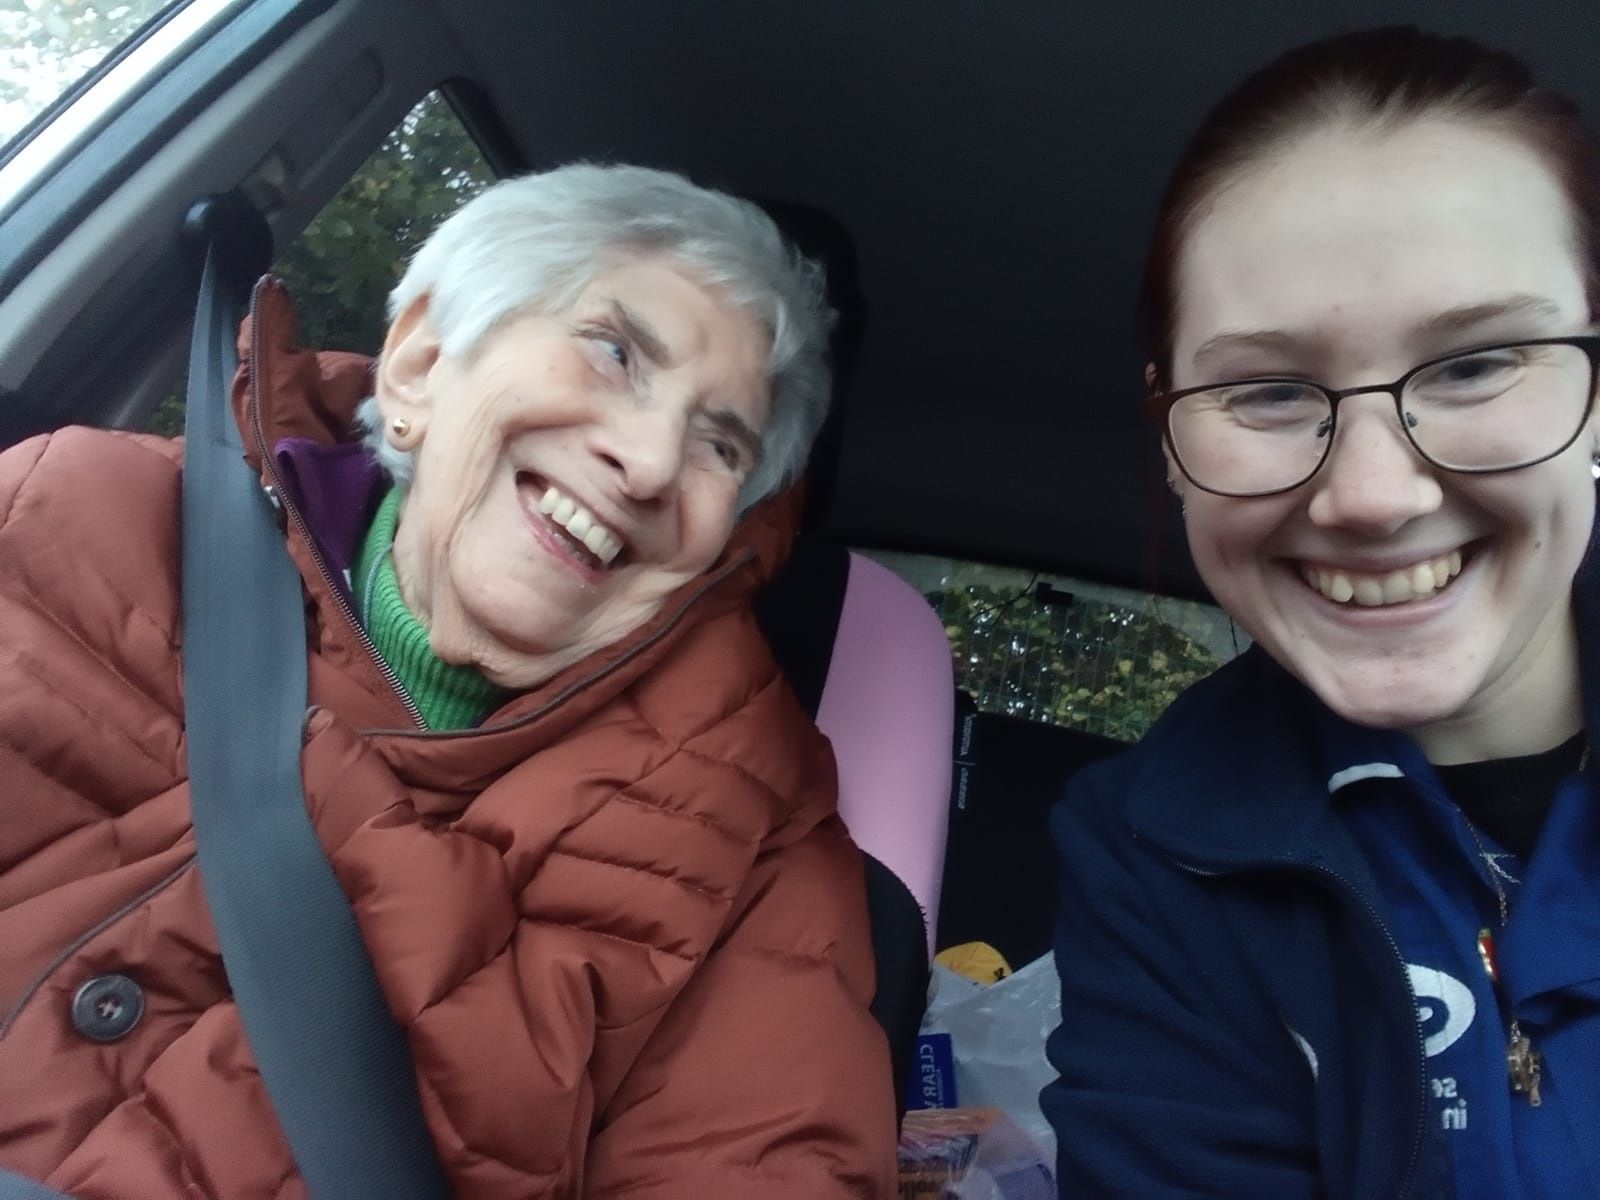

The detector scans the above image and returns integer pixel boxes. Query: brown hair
[1140,25,1600,390]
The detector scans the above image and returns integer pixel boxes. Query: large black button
[71,974,145,1042]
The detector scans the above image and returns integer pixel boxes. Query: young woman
[1045,27,1600,1199]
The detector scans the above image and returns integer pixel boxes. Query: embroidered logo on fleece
[1409,963,1476,1132]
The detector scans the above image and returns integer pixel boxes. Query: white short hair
[357,162,835,509]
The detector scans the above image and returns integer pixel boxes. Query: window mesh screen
[865,552,1240,742]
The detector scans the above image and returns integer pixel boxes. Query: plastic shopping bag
[917,952,1060,1159]
[898,1108,1055,1200]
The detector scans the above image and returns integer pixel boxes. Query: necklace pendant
[1508,1026,1543,1107]
[1476,928,1499,983]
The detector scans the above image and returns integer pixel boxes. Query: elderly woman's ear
[375,293,440,451]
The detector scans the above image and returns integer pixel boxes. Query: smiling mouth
[1299,549,1465,607]
[516,475,626,570]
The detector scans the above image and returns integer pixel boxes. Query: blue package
[990,1161,1057,1199]
[907,1032,959,1110]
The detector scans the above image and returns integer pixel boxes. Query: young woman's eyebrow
[1189,295,1570,376]
[1190,328,1307,373]
[1410,294,1566,341]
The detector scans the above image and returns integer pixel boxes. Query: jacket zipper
[1167,853,1428,1200]
[242,277,755,742]
[244,277,426,731]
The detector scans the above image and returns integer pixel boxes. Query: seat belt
[0,1170,71,1200]
[178,194,449,1199]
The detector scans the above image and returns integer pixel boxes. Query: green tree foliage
[929,578,1220,741]
[147,91,492,435]
[273,93,494,354]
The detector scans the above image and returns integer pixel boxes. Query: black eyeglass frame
[1149,334,1600,498]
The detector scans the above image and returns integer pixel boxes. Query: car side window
[1,0,188,149]
[272,91,494,353]
[145,89,493,434]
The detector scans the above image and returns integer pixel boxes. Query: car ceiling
[9,0,1600,599]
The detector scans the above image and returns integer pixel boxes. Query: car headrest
[754,197,866,529]
[757,541,953,954]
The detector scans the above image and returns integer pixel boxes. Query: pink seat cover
[817,553,954,954]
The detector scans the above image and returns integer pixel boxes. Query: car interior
[3,0,1596,1171]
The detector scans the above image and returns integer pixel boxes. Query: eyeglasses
[1151,336,1600,498]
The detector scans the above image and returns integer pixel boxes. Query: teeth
[1380,571,1412,604]
[530,482,623,567]
[1305,551,1465,607]
[1354,578,1386,606]
[582,524,620,564]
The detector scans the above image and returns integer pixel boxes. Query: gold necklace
[1469,839,1542,1107]
[1461,736,1588,1108]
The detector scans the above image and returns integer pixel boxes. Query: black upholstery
[937,700,1123,968]
[754,542,930,1119]
[752,198,868,531]
[751,199,931,1115]
[862,853,929,1117]
[751,537,851,717]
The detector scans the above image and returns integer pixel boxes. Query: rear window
[865,550,1241,742]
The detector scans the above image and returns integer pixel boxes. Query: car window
[272,90,495,354]
[145,88,493,434]
[866,550,1241,741]
[0,0,234,157]
[1,1,178,146]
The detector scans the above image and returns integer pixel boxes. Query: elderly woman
[0,165,896,1197]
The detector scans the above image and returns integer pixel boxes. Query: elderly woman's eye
[697,433,744,473]
[580,329,631,372]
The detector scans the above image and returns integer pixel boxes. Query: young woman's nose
[1305,395,1444,534]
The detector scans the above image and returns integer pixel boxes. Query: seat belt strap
[0,1169,71,1200]
[180,194,448,1199]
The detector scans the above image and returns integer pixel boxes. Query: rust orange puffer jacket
[0,281,897,1198]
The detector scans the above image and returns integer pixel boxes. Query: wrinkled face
[375,256,772,689]
[1167,119,1599,754]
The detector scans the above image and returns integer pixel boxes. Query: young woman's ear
[374,294,441,450]
[1148,363,1187,505]
[1584,387,1600,477]
[1162,446,1189,508]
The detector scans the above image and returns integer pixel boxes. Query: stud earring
[1167,476,1186,514]
[391,416,412,440]
[1591,450,1600,480]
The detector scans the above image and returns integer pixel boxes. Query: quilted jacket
[0,278,897,1198]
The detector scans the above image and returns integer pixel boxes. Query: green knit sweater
[352,487,505,730]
